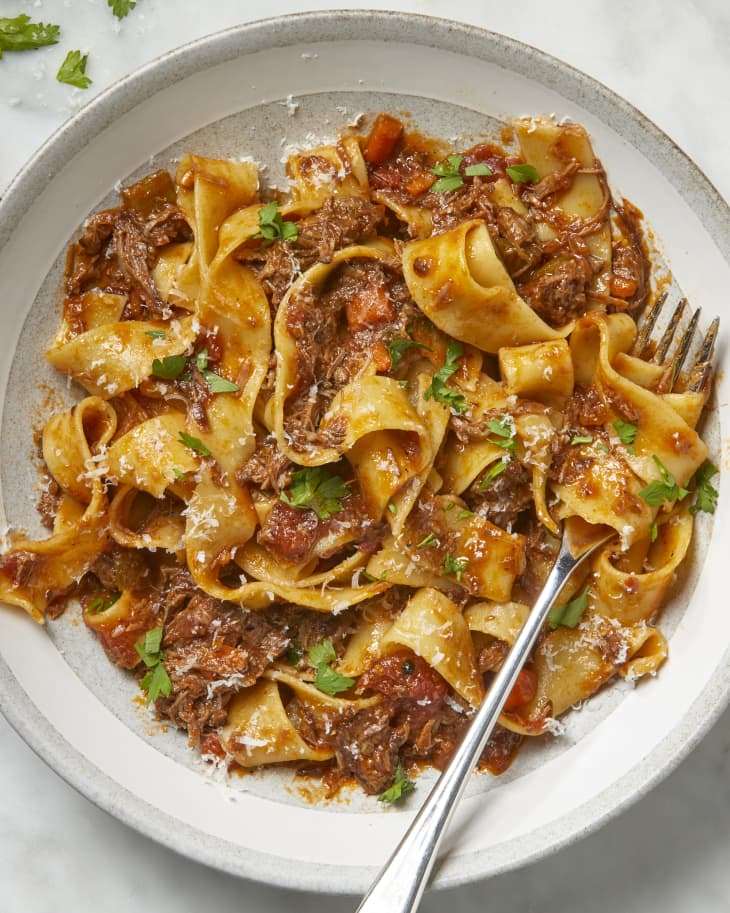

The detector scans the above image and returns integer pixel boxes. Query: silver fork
[355,301,719,913]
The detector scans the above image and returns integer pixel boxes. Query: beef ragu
[0,112,715,803]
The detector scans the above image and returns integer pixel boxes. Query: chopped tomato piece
[364,114,404,166]
[503,667,538,711]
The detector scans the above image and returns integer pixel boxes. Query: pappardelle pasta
[0,112,718,799]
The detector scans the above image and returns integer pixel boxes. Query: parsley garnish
[429,155,492,194]
[378,762,415,803]
[486,417,517,451]
[429,154,464,194]
[443,554,468,583]
[253,201,298,246]
[108,0,137,19]
[650,521,658,542]
[178,431,211,457]
[145,329,166,340]
[172,468,189,481]
[417,532,437,548]
[280,467,349,519]
[387,501,397,515]
[445,502,456,512]
[549,585,590,629]
[135,627,172,704]
[0,15,60,58]
[456,508,473,520]
[613,419,638,452]
[87,592,120,614]
[387,337,431,368]
[203,372,239,394]
[424,340,467,414]
[152,354,186,379]
[690,462,719,515]
[308,639,355,696]
[594,441,610,453]
[56,50,91,89]
[478,457,509,489]
[286,638,304,666]
[570,434,593,446]
[639,456,689,507]
[506,163,540,184]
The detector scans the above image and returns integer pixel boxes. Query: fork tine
[686,316,720,393]
[668,307,702,391]
[632,291,667,357]
[652,297,687,364]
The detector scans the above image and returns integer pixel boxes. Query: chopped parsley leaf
[387,501,397,515]
[56,50,92,89]
[429,154,464,193]
[378,762,415,803]
[613,419,638,451]
[478,457,509,489]
[108,0,137,20]
[308,638,355,696]
[594,441,610,453]
[417,532,437,548]
[387,336,432,367]
[87,592,120,614]
[650,521,659,542]
[253,201,298,246]
[443,554,468,583]
[445,502,456,512]
[570,434,593,446]
[173,468,189,481]
[506,163,540,184]
[639,456,689,506]
[135,626,172,704]
[280,467,349,520]
[464,162,493,177]
[456,508,473,520]
[178,431,211,457]
[690,462,719,515]
[549,585,590,629]
[424,340,467,414]
[486,417,517,451]
[286,638,304,666]
[203,371,239,394]
[0,15,60,57]
[152,354,186,380]
[145,329,166,339]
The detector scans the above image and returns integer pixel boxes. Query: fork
[355,299,719,913]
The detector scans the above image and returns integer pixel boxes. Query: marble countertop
[1,1,728,911]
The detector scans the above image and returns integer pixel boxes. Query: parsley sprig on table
[0,15,59,58]
[57,50,92,89]
[280,467,350,520]
[108,0,137,19]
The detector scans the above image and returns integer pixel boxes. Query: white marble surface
[1,1,729,911]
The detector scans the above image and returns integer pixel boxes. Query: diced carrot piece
[364,114,404,166]
[503,668,538,711]
[610,274,638,298]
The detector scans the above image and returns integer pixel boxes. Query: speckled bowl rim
[0,9,728,895]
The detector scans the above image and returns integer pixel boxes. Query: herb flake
[152,354,186,380]
[378,762,415,803]
[56,50,91,89]
[549,585,590,629]
[443,554,468,583]
[253,201,298,246]
[690,461,719,515]
[308,638,355,696]
[387,336,431,368]
[108,0,137,20]
[506,163,540,184]
[178,431,211,457]
[424,340,467,414]
[0,15,60,58]
[639,456,689,507]
[280,467,349,520]
[478,457,509,489]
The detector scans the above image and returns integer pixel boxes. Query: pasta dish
[0,113,717,800]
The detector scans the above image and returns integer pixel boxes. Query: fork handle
[355,541,581,913]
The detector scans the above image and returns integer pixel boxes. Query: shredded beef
[237,436,294,493]
[518,254,595,326]
[332,703,409,794]
[258,500,325,564]
[466,459,534,530]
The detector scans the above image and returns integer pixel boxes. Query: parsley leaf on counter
[308,638,355,696]
[690,461,719,515]
[378,762,415,804]
[549,585,590,629]
[253,201,298,245]
[0,15,60,58]
[280,467,349,519]
[506,163,540,184]
[178,431,212,457]
[56,50,92,89]
[108,0,137,19]
[639,456,689,507]
[424,340,467,414]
